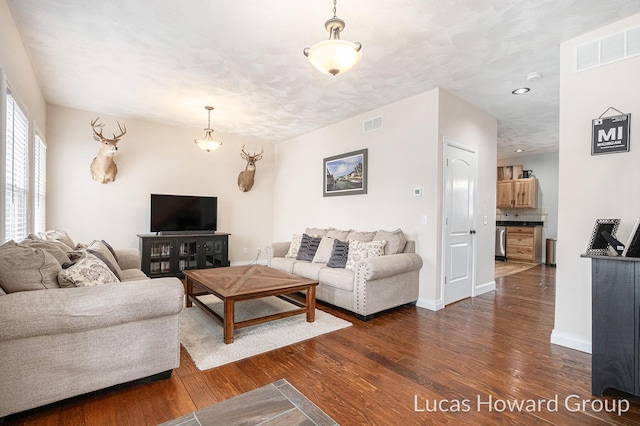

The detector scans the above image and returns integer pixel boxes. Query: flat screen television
[150,194,217,233]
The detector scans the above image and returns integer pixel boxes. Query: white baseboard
[550,329,592,354]
[474,280,495,296]
[417,297,444,311]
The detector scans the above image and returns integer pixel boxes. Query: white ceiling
[7,0,640,158]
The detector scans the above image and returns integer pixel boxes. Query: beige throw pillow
[58,253,120,287]
[347,230,376,242]
[304,227,330,238]
[312,237,336,264]
[0,241,62,293]
[285,234,303,258]
[40,229,75,251]
[373,229,408,255]
[326,229,351,240]
[345,240,387,271]
[18,238,71,265]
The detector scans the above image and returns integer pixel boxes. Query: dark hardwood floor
[6,265,640,425]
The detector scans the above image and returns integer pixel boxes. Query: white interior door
[443,141,477,305]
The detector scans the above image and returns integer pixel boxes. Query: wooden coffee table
[184,265,318,344]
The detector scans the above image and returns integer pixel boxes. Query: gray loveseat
[266,228,422,321]
[0,232,184,418]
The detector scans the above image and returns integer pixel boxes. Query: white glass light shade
[195,129,222,152]
[306,39,362,76]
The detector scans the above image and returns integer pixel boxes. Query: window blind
[4,89,29,242]
[34,132,46,234]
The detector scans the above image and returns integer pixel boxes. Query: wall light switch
[414,187,424,197]
[421,215,428,225]
[483,215,488,225]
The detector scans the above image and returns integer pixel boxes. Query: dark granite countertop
[496,220,544,227]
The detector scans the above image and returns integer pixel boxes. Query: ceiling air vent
[574,25,640,72]
[363,115,383,133]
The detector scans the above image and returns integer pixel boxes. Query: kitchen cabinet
[506,226,542,262]
[496,178,538,209]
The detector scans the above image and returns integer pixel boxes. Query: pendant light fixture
[303,0,362,76]
[194,106,222,152]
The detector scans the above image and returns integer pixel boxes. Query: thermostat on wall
[413,187,424,197]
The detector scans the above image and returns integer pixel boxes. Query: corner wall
[0,0,46,128]
[553,13,640,353]
[273,88,497,308]
[46,105,274,263]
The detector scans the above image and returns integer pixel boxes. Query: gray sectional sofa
[266,228,422,320]
[0,232,184,418]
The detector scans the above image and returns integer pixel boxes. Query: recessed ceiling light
[515,149,525,153]
[526,72,542,81]
[512,87,530,95]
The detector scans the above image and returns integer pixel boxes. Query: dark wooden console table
[138,232,230,278]
[582,253,640,396]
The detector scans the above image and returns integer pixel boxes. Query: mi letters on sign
[592,114,631,155]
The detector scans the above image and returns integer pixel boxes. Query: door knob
[470,230,476,234]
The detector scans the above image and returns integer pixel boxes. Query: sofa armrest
[114,248,141,270]
[0,278,184,342]
[265,242,291,265]
[358,253,423,281]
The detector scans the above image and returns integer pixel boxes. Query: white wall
[498,151,559,261]
[0,0,46,129]
[273,88,497,309]
[553,13,640,353]
[46,105,274,263]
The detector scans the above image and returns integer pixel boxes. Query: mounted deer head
[90,117,127,184]
[238,145,264,192]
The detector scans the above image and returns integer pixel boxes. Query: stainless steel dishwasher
[495,226,507,261]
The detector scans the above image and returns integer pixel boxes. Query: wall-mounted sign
[592,113,631,155]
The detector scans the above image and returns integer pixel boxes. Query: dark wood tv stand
[138,232,230,278]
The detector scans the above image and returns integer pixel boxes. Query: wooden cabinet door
[513,178,537,208]
[496,181,514,208]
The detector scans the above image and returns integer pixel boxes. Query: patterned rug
[159,379,338,426]
[180,294,352,370]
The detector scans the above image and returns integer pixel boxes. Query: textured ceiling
[7,0,640,158]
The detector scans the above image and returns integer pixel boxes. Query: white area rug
[180,294,352,370]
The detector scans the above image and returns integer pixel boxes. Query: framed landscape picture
[323,149,368,197]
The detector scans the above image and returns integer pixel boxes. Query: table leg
[306,286,316,323]
[185,277,193,307]
[224,298,235,344]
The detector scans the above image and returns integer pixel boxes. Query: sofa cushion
[270,257,301,274]
[319,267,354,292]
[40,229,76,250]
[285,234,303,258]
[292,262,326,281]
[345,240,387,271]
[347,230,376,242]
[58,253,120,287]
[326,229,351,240]
[18,238,71,265]
[327,239,349,268]
[0,241,62,293]
[305,227,330,238]
[312,237,335,264]
[87,240,123,280]
[296,234,322,261]
[120,268,149,281]
[374,229,408,255]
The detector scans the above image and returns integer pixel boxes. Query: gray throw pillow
[327,239,349,268]
[296,234,322,261]
[87,240,123,280]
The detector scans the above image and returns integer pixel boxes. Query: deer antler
[91,117,127,143]
[240,145,264,161]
